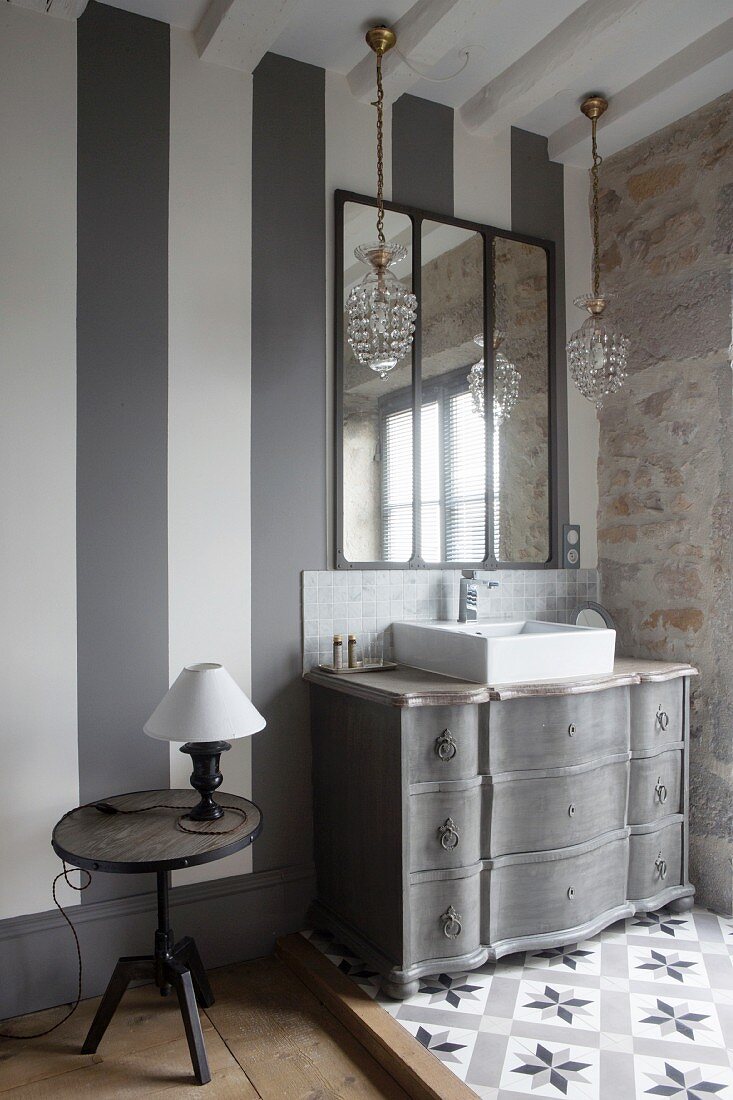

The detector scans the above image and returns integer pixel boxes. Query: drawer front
[628,822,683,901]
[403,706,479,783]
[409,786,481,872]
[484,688,630,774]
[630,680,683,750]
[407,872,481,965]
[486,757,629,857]
[484,833,628,944]
[628,749,682,825]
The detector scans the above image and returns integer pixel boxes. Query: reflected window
[380,371,486,563]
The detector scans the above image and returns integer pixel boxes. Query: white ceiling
[71,0,733,165]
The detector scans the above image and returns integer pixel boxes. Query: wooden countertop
[304,657,697,708]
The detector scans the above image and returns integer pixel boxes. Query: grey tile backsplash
[302,568,599,672]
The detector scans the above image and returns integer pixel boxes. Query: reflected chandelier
[346,27,417,379]
[468,334,520,425]
[567,95,629,409]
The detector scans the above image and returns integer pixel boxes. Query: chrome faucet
[458,570,499,623]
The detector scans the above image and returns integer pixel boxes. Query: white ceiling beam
[460,0,653,137]
[6,0,88,18]
[548,17,733,164]
[194,0,305,72]
[347,0,490,104]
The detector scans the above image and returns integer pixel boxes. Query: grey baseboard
[1,863,315,1020]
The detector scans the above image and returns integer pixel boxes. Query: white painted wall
[168,28,254,884]
[0,6,80,918]
[564,164,599,568]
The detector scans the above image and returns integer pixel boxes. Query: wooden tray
[317,662,398,675]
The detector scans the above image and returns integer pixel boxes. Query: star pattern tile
[635,1056,733,1100]
[633,949,700,984]
[304,906,733,1098]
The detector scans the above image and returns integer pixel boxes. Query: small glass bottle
[348,634,358,668]
[332,634,343,670]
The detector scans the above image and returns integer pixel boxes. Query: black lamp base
[179,741,231,821]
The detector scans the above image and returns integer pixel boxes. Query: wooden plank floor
[0,957,411,1098]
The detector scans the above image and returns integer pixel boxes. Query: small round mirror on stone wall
[572,601,616,629]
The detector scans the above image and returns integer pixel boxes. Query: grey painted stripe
[251,54,326,873]
[392,94,454,215]
[510,127,570,558]
[0,864,314,1019]
[76,2,170,901]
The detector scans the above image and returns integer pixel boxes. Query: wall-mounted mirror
[336,191,561,569]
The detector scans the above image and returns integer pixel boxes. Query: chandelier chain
[375,52,385,245]
[591,115,603,298]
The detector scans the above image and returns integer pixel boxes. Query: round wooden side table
[52,789,262,1086]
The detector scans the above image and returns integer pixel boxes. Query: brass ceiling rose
[580,94,609,122]
[365,26,397,55]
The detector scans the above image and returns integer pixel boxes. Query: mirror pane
[342,203,413,562]
[419,221,486,563]
[493,237,550,563]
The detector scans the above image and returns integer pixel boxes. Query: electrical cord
[92,800,249,835]
[394,44,470,82]
[0,801,247,1039]
[0,863,91,1040]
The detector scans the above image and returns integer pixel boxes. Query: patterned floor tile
[524,942,601,976]
[633,1055,733,1099]
[628,945,705,988]
[398,1020,478,1081]
[304,907,733,1098]
[513,980,600,1032]
[479,1014,513,1035]
[598,1031,634,1053]
[629,911,695,940]
[629,992,726,1047]
[411,971,493,1014]
[500,1036,599,1098]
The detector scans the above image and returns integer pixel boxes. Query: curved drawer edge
[484,827,629,869]
[410,775,483,795]
[632,884,695,913]
[488,752,631,784]
[486,903,634,961]
[410,861,483,885]
[631,742,684,760]
[629,815,684,836]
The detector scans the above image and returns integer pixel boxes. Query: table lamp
[144,663,266,821]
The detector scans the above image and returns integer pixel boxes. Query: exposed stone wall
[595,92,733,912]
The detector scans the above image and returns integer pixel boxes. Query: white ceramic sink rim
[392,618,616,685]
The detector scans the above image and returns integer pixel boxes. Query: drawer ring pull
[567,723,576,737]
[568,804,576,818]
[438,818,460,850]
[567,886,576,900]
[441,905,462,939]
[655,853,667,880]
[655,779,668,804]
[656,707,670,731]
[435,730,458,762]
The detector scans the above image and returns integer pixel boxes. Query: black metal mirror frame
[335,188,566,570]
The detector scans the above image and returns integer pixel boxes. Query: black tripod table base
[80,874,215,1085]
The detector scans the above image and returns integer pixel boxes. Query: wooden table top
[305,657,698,707]
[52,789,262,874]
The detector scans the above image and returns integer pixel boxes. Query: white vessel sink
[392,619,616,686]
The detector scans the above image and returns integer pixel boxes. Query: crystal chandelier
[567,95,629,409]
[468,334,521,425]
[346,27,417,379]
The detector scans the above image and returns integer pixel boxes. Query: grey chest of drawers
[307,659,696,999]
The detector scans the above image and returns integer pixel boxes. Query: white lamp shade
[144,663,266,744]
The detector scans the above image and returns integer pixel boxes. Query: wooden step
[277,934,476,1100]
